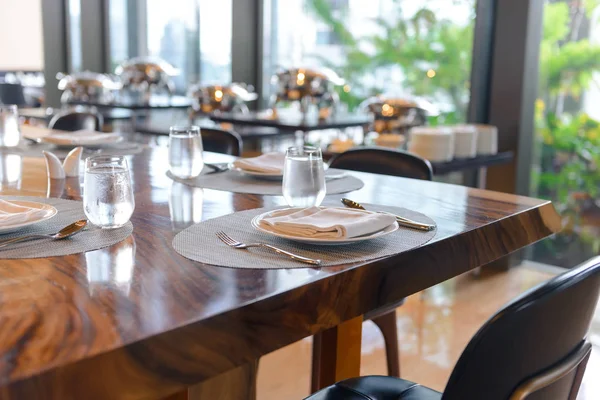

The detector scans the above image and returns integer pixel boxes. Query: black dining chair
[48,109,104,132]
[200,126,242,156]
[305,256,600,400]
[0,83,28,106]
[328,147,433,180]
[308,148,434,390]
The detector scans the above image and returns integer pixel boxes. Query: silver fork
[215,231,322,265]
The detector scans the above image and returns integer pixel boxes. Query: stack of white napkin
[260,207,396,239]
[473,124,498,155]
[233,152,285,174]
[0,199,50,226]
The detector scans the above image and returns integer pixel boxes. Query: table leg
[314,316,363,391]
[472,166,488,277]
[161,361,258,400]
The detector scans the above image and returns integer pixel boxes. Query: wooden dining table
[0,144,561,399]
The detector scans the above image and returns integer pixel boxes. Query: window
[108,0,129,71]
[528,0,600,267]
[262,0,476,122]
[67,0,82,72]
[199,0,232,84]
[146,0,201,93]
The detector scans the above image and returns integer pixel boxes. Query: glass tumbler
[84,155,135,229]
[282,146,326,207]
[169,125,204,179]
[0,105,21,147]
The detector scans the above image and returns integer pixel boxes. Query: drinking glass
[282,146,326,207]
[169,126,204,179]
[0,105,21,147]
[84,155,135,229]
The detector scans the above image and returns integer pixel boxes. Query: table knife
[341,198,436,231]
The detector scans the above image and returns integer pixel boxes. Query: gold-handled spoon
[0,220,88,250]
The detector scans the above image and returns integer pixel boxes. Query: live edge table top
[0,145,560,399]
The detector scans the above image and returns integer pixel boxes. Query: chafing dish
[115,57,179,102]
[187,83,258,116]
[360,94,438,135]
[56,71,122,104]
[270,67,344,119]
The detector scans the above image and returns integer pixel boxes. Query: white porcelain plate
[251,207,399,246]
[231,166,283,180]
[0,201,58,234]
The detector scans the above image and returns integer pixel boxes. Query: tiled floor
[257,263,600,399]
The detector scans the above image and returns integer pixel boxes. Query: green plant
[305,0,475,119]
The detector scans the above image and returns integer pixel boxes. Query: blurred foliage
[533,0,600,264]
[305,0,475,120]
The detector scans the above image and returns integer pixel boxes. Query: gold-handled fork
[215,231,322,265]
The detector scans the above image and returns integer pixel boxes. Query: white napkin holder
[43,147,83,179]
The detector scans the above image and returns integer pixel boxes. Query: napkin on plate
[44,130,121,146]
[260,207,396,239]
[233,152,285,174]
[0,199,50,226]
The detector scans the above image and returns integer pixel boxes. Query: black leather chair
[48,110,104,131]
[200,127,242,156]
[328,147,433,180]
[309,148,434,390]
[306,256,600,400]
[0,83,27,106]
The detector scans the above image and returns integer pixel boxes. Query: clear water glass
[283,146,326,207]
[169,125,204,179]
[84,155,135,229]
[0,105,21,147]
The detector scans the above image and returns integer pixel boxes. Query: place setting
[166,125,364,196]
[172,143,437,269]
[0,155,134,259]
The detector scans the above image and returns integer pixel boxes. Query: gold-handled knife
[341,198,436,231]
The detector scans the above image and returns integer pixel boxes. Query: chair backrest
[48,110,104,131]
[0,83,27,106]
[200,127,242,156]
[442,257,600,400]
[328,147,433,180]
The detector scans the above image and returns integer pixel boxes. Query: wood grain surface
[0,145,560,399]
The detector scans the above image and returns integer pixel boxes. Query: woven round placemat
[172,204,436,269]
[167,168,364,196]
[0,196,133,259]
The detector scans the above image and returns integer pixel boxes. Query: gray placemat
[167,168,364,196]
[0,196,133,259]
[172,204,436,269]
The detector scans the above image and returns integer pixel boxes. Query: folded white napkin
[0,199,50,226]
[260,207,396,239]
[44,130,121,146]
[233,152,285,174]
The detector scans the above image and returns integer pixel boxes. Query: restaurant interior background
[2,0,596,269]
[0,0,599,398]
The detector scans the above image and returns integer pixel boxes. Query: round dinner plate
[231,166,283,180]
[231,164,344,181]
[0,201,58,234]
[39,134,123,148]
[251,207,399,246]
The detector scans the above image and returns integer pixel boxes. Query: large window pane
[109,0,129,71]
[529,0,600,267]
[199,0,232,84]
[146,0,200,93]
[263,0,475,122]
[67,0,82,72]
